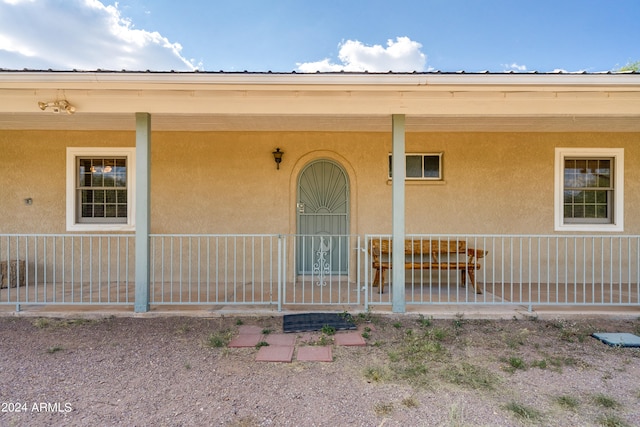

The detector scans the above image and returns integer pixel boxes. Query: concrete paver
[296,346,333,362]
[265,333,297,346]
[228,334,263,348]
[256,345,294,362]
[334,332,366,347]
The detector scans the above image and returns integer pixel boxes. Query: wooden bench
[369,239,487,294]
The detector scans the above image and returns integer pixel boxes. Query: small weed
[176,323,191,334]
[33,317,95,329]
[255,341,269,349]
[338,311,355,324]
[597,414,632,427]
[184,362,192,370]
[46,345,63,354]
[503,333,525,349]
[441,362,499,390]
[431,327,447,341]
[503,401,543,421]
[61,318,93,327]
[317,334,332,346]
[393,322,403,329]
[33,318,51,329]
[206,330,232,348]
[261,328,272,335]
[452,313,465,330]
[546,355,578,372]
[417,314,432,328]
[364,366,390,383]
[399,363,429,383]
[401,396,419,408]
[373,402,394,417]
[228,416,259,427]
[321,324,336,335]
[502,356,526,373]
[592,393,620,409]
[553,319,594,343]
[235,319,244,326]
[554,395,579,409]
[361,331,370,339]
[357,307,374,323]
[531,359,547,369]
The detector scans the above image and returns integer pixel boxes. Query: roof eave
[0,70,639,89]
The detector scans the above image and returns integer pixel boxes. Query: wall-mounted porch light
[272,148,284,170]
[38,100,76,114]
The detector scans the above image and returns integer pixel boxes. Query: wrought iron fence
[149,234,281,307]
[365,234,640,309]
[2,233,639,311]
[0,234,134,307]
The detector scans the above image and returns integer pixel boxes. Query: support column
[134,113,151,313]
[391,114,406,313]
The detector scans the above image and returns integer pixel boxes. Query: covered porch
[1,71,640,314]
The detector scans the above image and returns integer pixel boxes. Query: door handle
[297,203,305,213]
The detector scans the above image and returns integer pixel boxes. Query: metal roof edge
[0,69,638,87]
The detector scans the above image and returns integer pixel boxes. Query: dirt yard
[1,312,639,426]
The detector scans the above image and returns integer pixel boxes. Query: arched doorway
[296,159,350,275]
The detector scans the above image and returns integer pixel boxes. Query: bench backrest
[369,239,466,261]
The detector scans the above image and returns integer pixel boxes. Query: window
[66,148,135,231]
[389,153,442,180]
[555,148,623,232]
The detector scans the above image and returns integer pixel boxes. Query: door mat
[283,312,356,333]
[592,332,640,348]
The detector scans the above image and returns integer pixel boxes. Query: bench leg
[373,269,380,287]
[372,268,386,293]
[467,268,482,294]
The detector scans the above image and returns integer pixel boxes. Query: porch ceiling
[1,112,639,132]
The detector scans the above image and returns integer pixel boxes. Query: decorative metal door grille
[296,160,349,276]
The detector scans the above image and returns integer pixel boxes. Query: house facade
[1,71,639,312]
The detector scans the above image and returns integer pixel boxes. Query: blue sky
[1,0,639,73]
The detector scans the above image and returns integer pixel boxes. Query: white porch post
[134,113,151,313]
[391,114,406,313]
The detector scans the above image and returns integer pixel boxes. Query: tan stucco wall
[1,130,638,235]
[403,132,640,234]
[0,131,134,234]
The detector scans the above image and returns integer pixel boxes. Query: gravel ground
[1,313,639,426]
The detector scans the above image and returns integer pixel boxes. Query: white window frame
[388,153,443,181]
[66,147,136,231]
[554,147,623,232]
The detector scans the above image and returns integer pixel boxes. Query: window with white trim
[554,148,623,232]
[389,153,442,180]
[66,148,135,231]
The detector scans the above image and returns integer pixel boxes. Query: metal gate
[296,159,349,275]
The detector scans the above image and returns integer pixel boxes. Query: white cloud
[503,63,528,72]
[0,0,196,70]
[297,37,427,73]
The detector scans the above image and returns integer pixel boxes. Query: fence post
[363,235,369,311]
[277,235,282,312]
